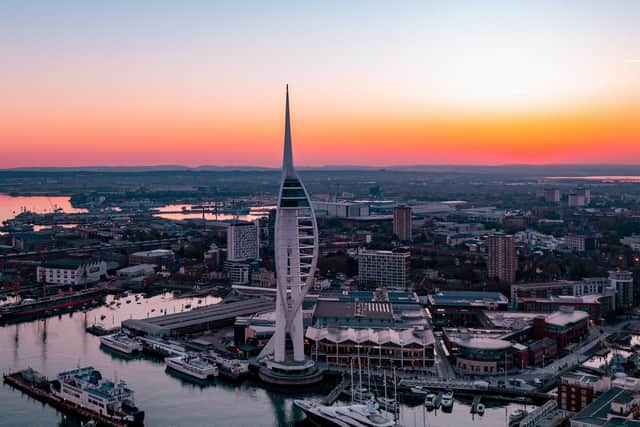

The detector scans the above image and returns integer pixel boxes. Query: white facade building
[358,248,410,290]
[37,259,107,286]
[312,201,370,218]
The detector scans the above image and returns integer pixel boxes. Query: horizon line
[2,162,640,171]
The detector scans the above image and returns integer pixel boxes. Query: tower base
[258,359,324,387]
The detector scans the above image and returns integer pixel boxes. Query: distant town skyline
[1,1,638,167]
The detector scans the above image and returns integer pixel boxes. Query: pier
[323,378,351,405]
[470,395,482,413]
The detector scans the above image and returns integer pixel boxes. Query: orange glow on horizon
[2,99,637,167]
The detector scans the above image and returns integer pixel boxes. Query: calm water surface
[153,204,274,222]
[0,195,86,224]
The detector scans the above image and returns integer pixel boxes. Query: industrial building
[129,249,175,268]
[123,298,274,337]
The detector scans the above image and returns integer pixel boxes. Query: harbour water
[153,204,274,222]
[0,194,86,224]
[0,292,532,427]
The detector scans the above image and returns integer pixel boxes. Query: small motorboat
[424,393,436,410]
[509,409,528,425]
[476,403,485,415]
[441,390,454,411]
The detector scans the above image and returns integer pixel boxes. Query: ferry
[51,367,144,426]
[294,400,396,427]
[100,333,143,354]
[165,354,219,380]
[0,287,103,321]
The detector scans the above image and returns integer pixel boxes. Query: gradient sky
[1,0,638,167]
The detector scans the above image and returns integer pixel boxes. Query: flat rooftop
[313,300,394,321]
[428,291,508,307]
[123,298,274,337]
[545,309,589,327]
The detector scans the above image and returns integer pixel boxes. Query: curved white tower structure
[258,86,322,385]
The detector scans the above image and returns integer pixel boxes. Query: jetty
[471,395,482,413]
[323,378,351,405]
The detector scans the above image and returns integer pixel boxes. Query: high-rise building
[257,86,322,385]
[568,193,587,207]
[576,187,591,205]
[609,270,634,308]
[358,248,410,290]
[393,205,412,241]
[544,188,561,203]
[227,222,259,262]
[487,233,516,284]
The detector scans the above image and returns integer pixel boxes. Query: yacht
[440,390,454,411]
[424,393,437,410]
[51,367,144,426]
[99,333,143,354]
[165,354,219,380]
[335,404,396,426]
[294,400,395,427]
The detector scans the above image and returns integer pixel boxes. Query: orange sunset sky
[1,1,639,168]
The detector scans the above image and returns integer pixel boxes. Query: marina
[0,291,540,426]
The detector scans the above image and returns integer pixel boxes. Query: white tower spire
[282,84,294,176]
[258,86,319,364]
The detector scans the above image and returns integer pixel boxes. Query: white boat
[335,404,396,427]
[410,385,429,396]
[51,367,144,425]
[441,390,454,410]
[99,332,143,354]
[424,393,436,409]
[165,354,219,380]
[476,403,485,415]
[208,353,249,379]
[294,400,396,427]
[509,409,528,425]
